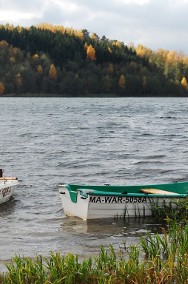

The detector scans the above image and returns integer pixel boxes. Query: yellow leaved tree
[33,54,39,59]
[181,76,188,89]
[37,65,43,74]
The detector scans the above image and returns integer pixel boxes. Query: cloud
[115,0,150,5]
[0,0,44,13]
[0,0,188,54]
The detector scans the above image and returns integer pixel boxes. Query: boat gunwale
[63,181,188,191]
[78,189,187,198]
[59,185,188,204]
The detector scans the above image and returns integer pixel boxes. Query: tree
[106,63,114,74]
[49,64,57,79]
[33,54,39,59]
[118,74,126,88]
[82,29,90,39]
[37,65,43,74]
[136,44,152,57]
[181,76,188,89]
[142,76,147,94]
[100,75,112,93]
[15,73,23,93]
[87,45,96,61]
[0,81,5,94]
[91,33,99,40]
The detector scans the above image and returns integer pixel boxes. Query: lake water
[0,97,188,270]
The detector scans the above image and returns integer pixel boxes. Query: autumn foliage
[0,82,5,95]
[49,64,57,79]
[118,74,126,88]
[86,44,96,61]
[181,77,188,89]
[0,24,188,96]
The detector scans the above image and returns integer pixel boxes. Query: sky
[0,0,188,54]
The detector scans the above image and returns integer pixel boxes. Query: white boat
[59,182,188,220]
[0,169,19,204]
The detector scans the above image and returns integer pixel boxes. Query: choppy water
[0,97,188,270]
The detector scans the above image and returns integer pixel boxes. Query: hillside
[0,24,188,96]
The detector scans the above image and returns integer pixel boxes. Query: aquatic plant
[1,224,188,284]
[148,197,188,221]
[2,199,188,283]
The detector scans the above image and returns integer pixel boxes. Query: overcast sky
[0,0,188,54]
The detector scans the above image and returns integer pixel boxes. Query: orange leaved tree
[49,64,57,79]
[0,82,5,95]
[86,44,96,61]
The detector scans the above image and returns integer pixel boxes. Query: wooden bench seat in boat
[140,188,179,195]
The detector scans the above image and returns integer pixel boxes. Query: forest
[0,23,188,97]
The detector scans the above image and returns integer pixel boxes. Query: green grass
[1,224,188,284]
[1,200,188,283]
[150,198,188,220]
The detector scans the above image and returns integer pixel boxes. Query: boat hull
[0,180,18,204]
[59,184,186,220]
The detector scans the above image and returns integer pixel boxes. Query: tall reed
[2,199,188,283]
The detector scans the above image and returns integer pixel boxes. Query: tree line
[0,23,188,96]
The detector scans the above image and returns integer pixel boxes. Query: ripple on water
[0,97,188,271]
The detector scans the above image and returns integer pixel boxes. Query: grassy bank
[1,201,188,283]
[0,221,188,283]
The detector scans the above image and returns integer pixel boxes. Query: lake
[0,97,188,270]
